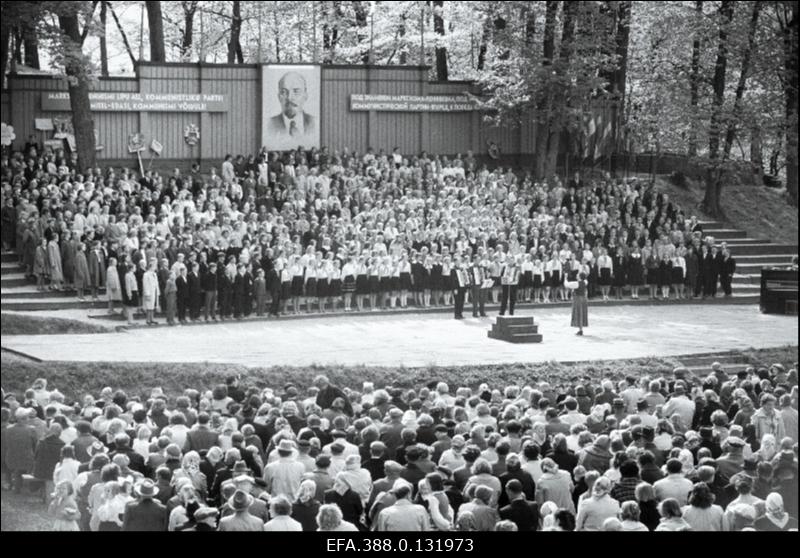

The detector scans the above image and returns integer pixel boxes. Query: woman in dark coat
[33,424,66,498]
[324,475,364,530]
[704,246,719,298]
[292,479,322,531]
[565,273,589,336]
[612,251,628,300]
[627,246,644,299]
[685,246,699,298]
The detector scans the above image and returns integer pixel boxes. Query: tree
[228,0,243,63]
[22,17,41,69]
[99,0,108,76]
[146,0,165,62]
[107,1,137,67]
[55,3,97,170]
[702,0,734,217]
[780,1,798,206]
[688,0,703,157]
[180,1,198,59]
[433,0,448,80]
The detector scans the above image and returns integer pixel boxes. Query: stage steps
[487,315,543,343]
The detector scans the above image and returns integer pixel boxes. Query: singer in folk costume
[564,272,589,336]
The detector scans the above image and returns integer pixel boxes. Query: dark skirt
[598,268,612,286]
[628,264,645,286]
[305,278,317,297]
[658,262,672,287]
[316,278,328,298]
[613,269,626,288]
[571,295,588,328]
[343,275,356,293]
[492,276,501,288]
[646,268,659,285]
[125,292,139,307]
[671,267,685,284]
[291,276,304,297]
[430,272,442,290]
[522,270,533,289]
[390,276,400,291]
[399,272,412,290]
[355,274,369,294]
[368,276,380,293]
[281,281,292,299]
[533,274,543,289]
[330,279,342,297]
[543,272,551,287]
[550,270,561,288]
[379,276,392,293]
[568,269,579,282]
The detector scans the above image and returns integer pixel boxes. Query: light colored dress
[106,265,122,301]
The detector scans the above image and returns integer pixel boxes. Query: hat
[636,399,649,411]
[297,439,311,448]
[194,506,219,521]
[674,384,686,395]
[726,436,745,448]
[277,439,295,453]
[389,408,404,418]
[233,474,255,485]
[315,455,331,468]
[229,489,254,511]
[136,479,156,498]
[451,435,466,448]
[89,441,107,455]
[612,398,625,408]
[166,444,182,459]
[232,460,250,475]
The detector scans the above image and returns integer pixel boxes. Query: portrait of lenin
[266,71,317,141]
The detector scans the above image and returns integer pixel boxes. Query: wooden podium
[488,316,543,343]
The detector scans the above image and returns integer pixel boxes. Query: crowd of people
[0,142,743,325]
[1,360,797,532]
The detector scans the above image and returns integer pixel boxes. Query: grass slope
[1,313,111,335]
[2,346,796,403]
[654,176,799,245]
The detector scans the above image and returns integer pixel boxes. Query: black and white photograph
[0,0,798,541]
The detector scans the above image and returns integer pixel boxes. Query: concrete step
[722,238,772,245]
[1,273,31,287]
[491,323,539,335]
[698,221,726,229]
[488,330,543,343]
[687,364,749,375]
[1,252,19,263]
[1,263,24,275]
[732,273,763,285]
[720,244,798,256]
[1,286,106,299]
[735,254,796,265]
[495,316,534,326]
[704,229,749,240]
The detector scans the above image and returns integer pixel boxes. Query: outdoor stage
[2,304,796,368]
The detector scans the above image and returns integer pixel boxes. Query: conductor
[564,272,589,336]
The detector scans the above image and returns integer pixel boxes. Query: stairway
[675,350,753,378]
[700,220,798,301]
[487,316,543,343]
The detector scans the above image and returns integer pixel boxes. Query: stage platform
[2,304,796,368]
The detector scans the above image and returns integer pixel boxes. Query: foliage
[1,313,111,335]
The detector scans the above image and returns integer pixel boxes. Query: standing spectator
[121,479,168,531]
[575,477,620,531]
[5,408,38,493]
[498,478,539,531]
[655,498,692,531]
[654,459,694,506]
[681,482,727,531]
[264,495,303,531]
[752,394,786,441]
[374,479,430,531]
[218,489,264,531]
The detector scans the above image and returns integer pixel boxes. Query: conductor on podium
[499,257,520,316]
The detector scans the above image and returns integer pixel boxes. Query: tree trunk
[273,10,280,63]
[524,4,536,48]
[433,1,448,80]
[723,2,761,159]
[13,27,22,64]
[688,0,703,156]
[534,0,558,179]
[181,2,196,59]
[0,23,11,80]
[544,1,577,180]
[784,0,799,206]
[22,20,40,69]
[399,11,408,64]
[353,0,369,64]
[57,13,96,171]
[612,1,631,163]
[146,1,166,62]
[99,1,109,76]
[751,126,763,183]
[228,0,242,63]
[703,0,734,217]
[476,16,490,70]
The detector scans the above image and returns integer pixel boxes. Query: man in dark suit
[451,255,467,319]
[122,479,167,531]
[201,262,218,321]
[109,433,146,475]
[233,264,253,319]
[186,412,220,452]
[187,262,202,321]
[719,248,736,297]
[499,479,539,531]
[266,264,281,317]
[266,72,316,146]
[176,267,189,324]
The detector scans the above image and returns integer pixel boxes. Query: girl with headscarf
[455,510,477,531]
[174,451,208,501]
[292,479,321,531]
[758,434,778,462]
[575,477,621,531]
[324,473,364,530]
[539,500,559,530]
[754,493,799,531]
